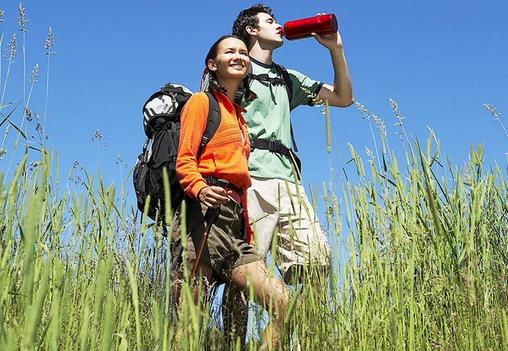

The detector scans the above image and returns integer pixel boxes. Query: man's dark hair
[232,3,275,47]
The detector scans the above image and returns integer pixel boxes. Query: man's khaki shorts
[247,176,331,280]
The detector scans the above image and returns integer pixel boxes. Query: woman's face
[207,37,249,83]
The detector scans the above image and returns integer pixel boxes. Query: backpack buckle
[268,139,284,154]
[268,139,277,152]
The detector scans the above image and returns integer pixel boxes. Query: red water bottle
[280,14,338,40]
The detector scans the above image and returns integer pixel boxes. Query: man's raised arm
[314,30,354,107]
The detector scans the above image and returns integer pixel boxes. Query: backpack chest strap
[250,138,301,177]
[248,73,286,87]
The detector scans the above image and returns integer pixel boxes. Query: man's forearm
[328,47,353,107]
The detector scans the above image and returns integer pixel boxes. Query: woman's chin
[223,71,247,80]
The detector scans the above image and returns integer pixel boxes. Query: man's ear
[245,25,257,36]
[207,58,217,72]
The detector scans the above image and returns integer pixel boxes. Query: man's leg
[248,177,280,258]
[275,180,331,284]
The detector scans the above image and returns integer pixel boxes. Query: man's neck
[249,44,274,65]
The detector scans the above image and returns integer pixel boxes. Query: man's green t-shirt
[242,57,323,181]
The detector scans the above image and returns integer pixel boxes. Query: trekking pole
[191,206,220,277]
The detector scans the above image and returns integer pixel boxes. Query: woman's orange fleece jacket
[176,91,253,242]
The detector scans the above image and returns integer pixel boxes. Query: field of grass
[1,5,508,351]
[1,134,507,350]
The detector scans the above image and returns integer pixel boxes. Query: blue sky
[1,0,507,206]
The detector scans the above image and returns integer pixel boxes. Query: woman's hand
[198,186,230,208]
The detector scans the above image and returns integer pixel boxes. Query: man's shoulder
[249,58,293,73]
[248,56,309,78]
[268,60,295,74]
[271,59,286,68]
[270,61,312,82]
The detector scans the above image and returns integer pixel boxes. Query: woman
[173,35,288,348]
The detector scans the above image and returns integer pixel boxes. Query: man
[222,3,354,344]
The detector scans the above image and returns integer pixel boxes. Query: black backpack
[133,83,220,221]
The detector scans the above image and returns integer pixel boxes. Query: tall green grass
[1,132,507,350]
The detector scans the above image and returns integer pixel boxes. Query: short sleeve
[288,68,324,109]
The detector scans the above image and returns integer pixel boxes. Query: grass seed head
[390,97,406,125]
[7,33,17,61]
[30,63,39,84]
[29,161,40,171]
[0,9,5,22]
[483,103,501,121]
[35,122,43,135]
[365,147,375,160]
[301,86,325,106]
[24,107,32,121]
[29,111,48,142]
[372,114,386,136]
[355,101,371,121]
[44,27,55,54]
[17,3,28,32]
[92,129,104,144]
[115,154,125,166]
[389,98,399,112]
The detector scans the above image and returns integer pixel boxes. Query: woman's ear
[207,58,217,72]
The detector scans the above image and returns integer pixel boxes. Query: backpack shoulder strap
[247,62,299,151]
[273,63,299,152]
[197,92,221,157]
[246,62,293,106]
[273,63,293,107]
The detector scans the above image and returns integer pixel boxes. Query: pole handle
[191,206,220,277]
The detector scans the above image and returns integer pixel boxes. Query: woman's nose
[232,52,242,60]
